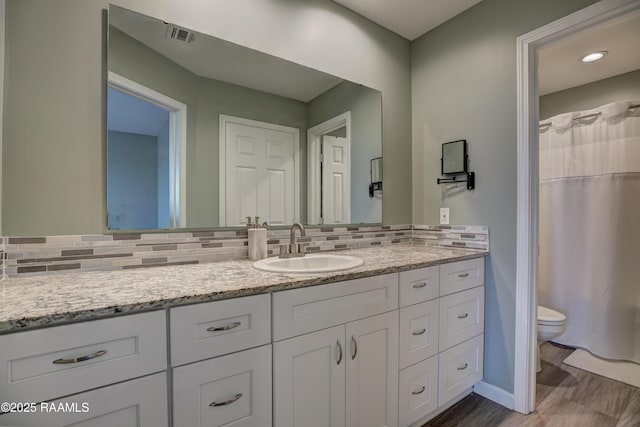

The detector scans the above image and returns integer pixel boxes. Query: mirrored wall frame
[441,139,468,175]
[106,5,383,231]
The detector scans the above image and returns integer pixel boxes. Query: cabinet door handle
[53,350,108,365]
[207,321,241,332]
[412,328,426,336]
[209,393,243,407]
[412,386,426,395]
[351,336,358,360]
[457,313,469,319]
[457,363,468,370]
[458,272,470,278]
[412,282,427,289]
[336,340,343,365]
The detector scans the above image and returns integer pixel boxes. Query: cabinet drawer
[0,372,168,427]
[399,266,439,308]
[438,334,484,406]
[173,345,272,427]
[399,300,439,370]
[439,286,484,351]
[170,294,270,366]
[439,258,484,296]
[0,311,166,404]
[272,273,398,340]
[398,355,438,427]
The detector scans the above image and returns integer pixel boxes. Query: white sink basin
[253,253,364,273]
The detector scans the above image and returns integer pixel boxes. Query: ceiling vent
[166,25,195,43]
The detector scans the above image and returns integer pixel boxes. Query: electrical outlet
[440,207,450,225]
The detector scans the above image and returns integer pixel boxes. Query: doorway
[307,112,352,225]
[514,0,640,414]
[107,72,187,229]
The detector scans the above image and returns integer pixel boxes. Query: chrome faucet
[280,222,306,258]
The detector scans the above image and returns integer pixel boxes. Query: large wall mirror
[107,5,382,230]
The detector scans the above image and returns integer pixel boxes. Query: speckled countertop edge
[0,245,487,333]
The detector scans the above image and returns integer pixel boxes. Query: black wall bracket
[437,172,475,190]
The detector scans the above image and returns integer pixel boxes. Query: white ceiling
[538,12,640,96]
[109,6,342,103]
[333,0,483,41]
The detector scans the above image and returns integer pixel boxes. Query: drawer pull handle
[209,393,243,407]
[457,363,468,371]
[412,282,427,289]
[412,328,426,336]
[207,321,241,332]
[457,313,469,319]
[52,350,108,365]
[458,273,470,278]
[412,386,426,395]
[351,336,358,360]
[337,340,343,365]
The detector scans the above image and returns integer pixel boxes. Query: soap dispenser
[247,216,268,261]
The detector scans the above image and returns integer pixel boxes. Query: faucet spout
[290,222,306,246]
[280,222,306,258]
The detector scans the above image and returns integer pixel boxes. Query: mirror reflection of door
[321,132,349,224]
[307,112,352,225]
[220,115,299,226]
[107,73,186,230]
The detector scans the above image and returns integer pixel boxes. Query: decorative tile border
[412,225,489,251]
[1,224,487,278]
[2,225,412,278]
[1,237,5,280]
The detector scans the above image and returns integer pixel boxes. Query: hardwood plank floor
[424,342,640,427]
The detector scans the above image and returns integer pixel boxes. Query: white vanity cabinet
[397,257,485,427]
[273,274,399,427]
[0,311,168,427]
[169,294,272,427]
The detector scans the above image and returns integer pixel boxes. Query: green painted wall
[540,68,640,119]
[411,0,599,393]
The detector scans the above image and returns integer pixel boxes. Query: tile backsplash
[412,225,489,250]
[1,224,486,278]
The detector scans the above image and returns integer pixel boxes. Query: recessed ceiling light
[579,51,608,63]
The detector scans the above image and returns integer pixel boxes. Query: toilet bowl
[536,305,566,372]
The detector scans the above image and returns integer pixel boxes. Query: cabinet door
[0,372,167,427]
[274,326,346,427]
[173,345,271,427]
[346,311,399,427]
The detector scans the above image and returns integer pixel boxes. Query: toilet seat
[537,305,566,325]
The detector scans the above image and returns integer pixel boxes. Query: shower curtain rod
[539,103,640,129]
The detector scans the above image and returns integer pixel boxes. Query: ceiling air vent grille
[166,25,195,43]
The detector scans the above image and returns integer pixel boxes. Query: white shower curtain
[538,100,640,363]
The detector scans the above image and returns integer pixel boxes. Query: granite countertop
[0,245,487,333]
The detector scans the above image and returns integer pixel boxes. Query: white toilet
[536,305,567,372]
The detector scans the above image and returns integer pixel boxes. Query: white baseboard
[473,381,514,410]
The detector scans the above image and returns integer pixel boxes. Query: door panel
[273,326,346,427]
[224,119,296,226]
[346,311,399,427]
[322,135,349,224]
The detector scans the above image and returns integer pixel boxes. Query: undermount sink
[252,253,364,273]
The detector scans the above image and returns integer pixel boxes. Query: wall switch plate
[440,207,450,225]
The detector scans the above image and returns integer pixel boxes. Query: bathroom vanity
[0,246,486,427]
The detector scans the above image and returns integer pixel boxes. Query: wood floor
[424,342,640,427]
